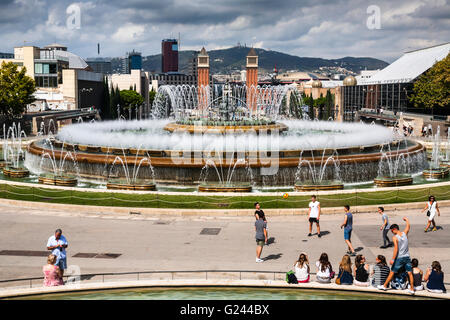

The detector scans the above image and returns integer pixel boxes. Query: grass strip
[0,183,449,209]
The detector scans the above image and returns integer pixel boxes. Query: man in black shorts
[255,214,268,263]
[308,195,321,237]
[255,202,268,244]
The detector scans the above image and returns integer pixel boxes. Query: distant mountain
[111,46,388,75]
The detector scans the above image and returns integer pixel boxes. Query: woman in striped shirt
[371,255,390,287]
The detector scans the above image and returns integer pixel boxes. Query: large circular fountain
[25,84,427,191]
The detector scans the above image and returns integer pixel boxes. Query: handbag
[426,210,430,217]
[335,270,342,284]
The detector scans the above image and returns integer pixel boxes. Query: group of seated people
[292,252,447,294]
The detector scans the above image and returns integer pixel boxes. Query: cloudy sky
[0,0,448,62]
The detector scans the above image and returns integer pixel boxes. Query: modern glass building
[161,39,178,73]
[339,42,450,122]
[86,58,112,74]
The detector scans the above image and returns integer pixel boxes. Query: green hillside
[111,46,388,74]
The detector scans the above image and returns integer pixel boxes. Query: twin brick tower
[196,47,258,111]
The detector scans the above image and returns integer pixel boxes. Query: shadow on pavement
[264,253,283,261]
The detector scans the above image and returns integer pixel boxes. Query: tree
[119,89,144,119]
[410,53,450,110]
[324,89,334,120]
[100,77,111,120]
[149,88,156,111]
[314,93,326,120]
[308,92,314,119]
[110,85,121,119]
[0,61,36,118]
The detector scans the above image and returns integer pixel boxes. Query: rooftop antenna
[98,43,100,55]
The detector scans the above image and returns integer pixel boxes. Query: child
[424,261,446,293]
[294,253,310,283]
[336,254,353,285]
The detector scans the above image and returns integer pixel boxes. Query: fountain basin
[423,167,450,179]
[3,166,30,178]
[294,180,344,191]
[106,179,156,191]
[38,174,78,187]
[198,183,252,193]
[374,175,413,187]
[164,122,288,134]
[77,145,101,153]
[100,147,128,155]
[0,160,11,168]
[28,139,426,186]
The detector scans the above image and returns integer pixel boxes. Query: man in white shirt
[47,229,68,276]
[308,195,321,238]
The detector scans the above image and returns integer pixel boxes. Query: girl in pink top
[43,254,63,286]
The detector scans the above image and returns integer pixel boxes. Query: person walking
[377,217,415,294]
[378,207,393,248]
[255,214,267,263]
[254,202,268,245]
[46,229,68,276]
[422,195,440,232]
[307,195,321,238]
[340,205,356,256]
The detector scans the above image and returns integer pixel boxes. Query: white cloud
[112,23,146,43]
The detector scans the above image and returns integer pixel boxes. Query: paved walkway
[0,201,448,290]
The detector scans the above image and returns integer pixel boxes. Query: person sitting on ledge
[336,254,353,285]
[424,261,446,294]
[315,252,334,284]
[370,255,390,288]
[294,252,310,283]
[409,258,424,291]
[353,254,370,287]
[390,266,408,290]
[43,254,63,287]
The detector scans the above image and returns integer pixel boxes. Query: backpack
[286,270,298,284]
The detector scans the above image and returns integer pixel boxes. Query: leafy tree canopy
[410,53,449,109]
[119,89,144,109]
[0,61,36,118]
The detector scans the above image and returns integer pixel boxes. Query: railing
[0,270,287,289]
[1,270,449,290]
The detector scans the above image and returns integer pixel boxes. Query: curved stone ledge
[0,279,448,300]
[163,122,289,134]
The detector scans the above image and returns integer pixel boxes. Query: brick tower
[197,47,210,111]
[246,48,258,112]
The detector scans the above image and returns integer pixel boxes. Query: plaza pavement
[0,200,449,290]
